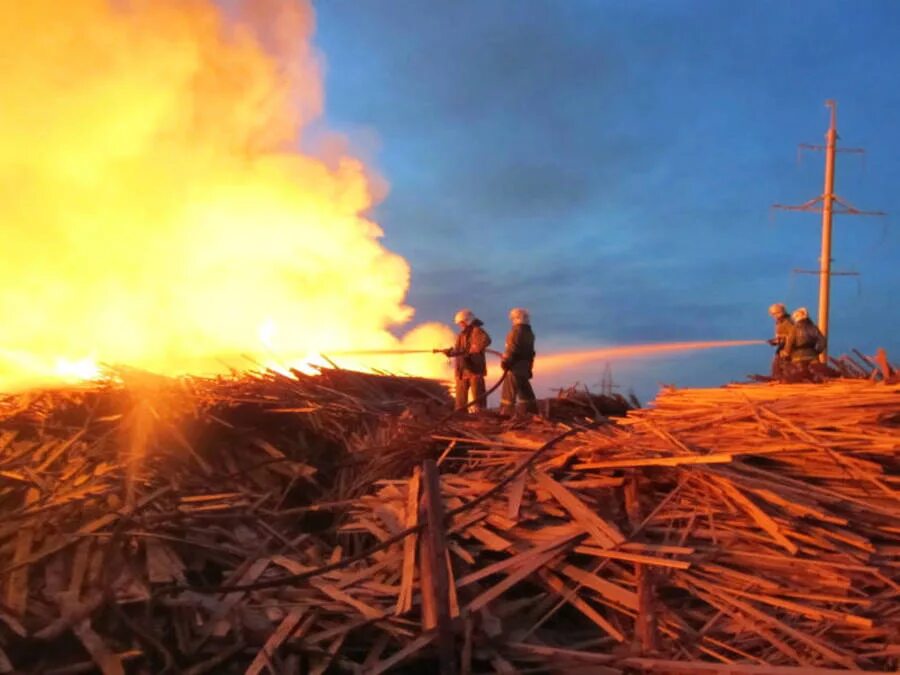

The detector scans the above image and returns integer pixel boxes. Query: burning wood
[0,367,897,673]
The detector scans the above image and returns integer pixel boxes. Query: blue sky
[309,1,899,399]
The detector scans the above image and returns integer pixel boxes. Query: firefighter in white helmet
[438,309,492,412]
[767,302,793,378]
[783,307,826,373]
[500,307,538,417]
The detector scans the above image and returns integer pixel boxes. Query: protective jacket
[773,315,793,351]
[783,318,826,363]
[451,319,491,378]
[502,323,536,378]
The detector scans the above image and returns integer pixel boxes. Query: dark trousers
[771,354,789,379]
[500,371,537,415]
[788,357,822,380]
[455,375,486,412]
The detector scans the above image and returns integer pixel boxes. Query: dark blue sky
[309,1,899,397]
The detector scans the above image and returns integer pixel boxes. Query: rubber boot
[515,400,537,420]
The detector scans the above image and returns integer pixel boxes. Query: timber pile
[751,348,898,384]
[344,380,899,674]
[0,369,896,673]
[0,367,449,673]
[543,385,640,422]
[829,349,898,383]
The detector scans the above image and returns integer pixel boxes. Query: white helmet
[768,303,786,317]
[454,308,474,325]
[509,307,530,325]
[791,307,809,321]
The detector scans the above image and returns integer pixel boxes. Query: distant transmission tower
[773,100,884,362]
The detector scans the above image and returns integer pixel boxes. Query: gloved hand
[501,359,511,371]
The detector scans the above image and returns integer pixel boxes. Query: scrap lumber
[421,460,455,674]
[340,378,899,672]
[0,365,895,672]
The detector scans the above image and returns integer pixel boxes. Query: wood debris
[0,365,896,673]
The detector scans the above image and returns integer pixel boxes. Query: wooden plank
[711,476,798,554]
[145,539,186,584]
[466,545,568,614]
[624,470,642,529]
[422,459,455,675]
[537,569,626,642]
[68,539,92,599]
[534,470,624,549]
[445,550,459,619]
[395,466,420,615]
[636,565,657,653]
[368,632,435,675]
[71,620,124,675]
[677,578,805,664]
[721,585,873,628]
[460,615,473,675]
[311,580,384,620]
[574,546,691,570]
[574,452,735,470]
[627,469,656,653]
[507,470,527,520]
[419,533,437,631]
[685,574,857,668]
[244,608,305,675]
[556,564,638,611]
[456,533,581,590]
[464,524,512,551]
[4,487,38,616]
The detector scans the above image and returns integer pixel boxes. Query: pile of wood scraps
[541,384,640,422]
[0,367,449,673]
[343,380,899,673]
[0,367,896,673]
[751,347,898,384]
[830,349,898,382]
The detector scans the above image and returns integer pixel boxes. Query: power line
[772,100,885,362]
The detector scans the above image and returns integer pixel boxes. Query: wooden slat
[533,470,624,549]
[395,466,420,615]
[422,459,455,675]
[4,487,39,616]
[244,608,305,675]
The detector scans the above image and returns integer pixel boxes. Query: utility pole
[818,101,838,354]
[773,100,884,362]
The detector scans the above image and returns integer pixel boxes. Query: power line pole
[773,100,884,362]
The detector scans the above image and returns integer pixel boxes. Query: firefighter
[439,309,491,412]
[499,307,538,417]
[783,307,826,375]
[767,302,793,378]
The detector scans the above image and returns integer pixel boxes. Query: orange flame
[0,0,452,391]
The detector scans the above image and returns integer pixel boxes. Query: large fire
[0,0,452,391]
